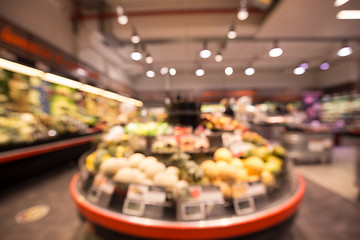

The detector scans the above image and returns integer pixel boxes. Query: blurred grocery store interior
[0,0,360,240]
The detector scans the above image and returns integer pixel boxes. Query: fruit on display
[214,147,233,162]
[151,136,178,153]
[125,122,171,136]
[83,125,287,201]
[242,131,268,146]
[201,113,247,131]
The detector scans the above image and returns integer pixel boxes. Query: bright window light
[269,47,283,57]
[337,46,353,56]
[130,51,142,61]
[118,15,128,25]
[293,67,305,75]
[245,67,255,76]
[195,68,205,77]
[169,68,176,76]
[225,67,233,75]
[337,10,360,19]
[146,70,155,78]
[334,0,350,7]
[160,67,168,75]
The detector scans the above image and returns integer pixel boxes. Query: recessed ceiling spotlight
[169,68,176,76]
[160,67,168,75]
[131,30,141,44]
[215,52,223,62]
[200,42,211,58]
[237,0,249,21]
[337,41,353,56]
[195,68,205,77]
[337,10,360,19]
[117,15,128,25]
[146,70,155,78]
[269,41,283,57]
[293,66,305,75]
[225,67,233,75]
[130,45,142,61]
[145,54,153,64]
[244,67,255,76]
[227,25,237,40]
[299,62,309,70]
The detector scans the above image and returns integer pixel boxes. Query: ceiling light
[146,70,155,78]
[299,62,309,70]
[337,41,353,56]
[116,6,125,15]
[320,62,330,71]
[225,67,233,75]
[200,42,211,59]
[269,41,283,57]
[334,0,350,7]
[160,67,169,75]
[76,68,87,76]
[145,54,153,64]
[293,67,305,75]
[215,52,223,62]
[337,10,360,19]
[117,15,128,25]
[195,68,205,77]
[131,31,141,44]
[227,25,237,39]
[169,68,176,76]
[244,67,255,76]
[237,0,249,21]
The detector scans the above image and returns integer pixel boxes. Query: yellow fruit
[235,168,248,182]
[261,170,275,187]
[214,147,233,162]
[216,161,237,181]
[244,156,265,173]
[230,158,244,169]
[200,160,219,180]
[85,152,96,171]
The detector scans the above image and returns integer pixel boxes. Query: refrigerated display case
[69,132,305,240]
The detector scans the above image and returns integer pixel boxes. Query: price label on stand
[122,184,166,217]
[177,185,224,220]
[232,181,266,216]
[247,180,267,197]
[86,174,115,208]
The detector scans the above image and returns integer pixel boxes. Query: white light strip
[43,73,83,89]
[0,58,44,77]
[0,57,143,107]
[337,10,360,19]
[79,84,105,95]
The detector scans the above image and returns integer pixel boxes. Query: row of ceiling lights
[116,0,357,79]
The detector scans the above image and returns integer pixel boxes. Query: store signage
[232,181,267,216]
[86,174,115,208]
[0,17,98,80]
[177,185,224,220]
[122,184,166,217]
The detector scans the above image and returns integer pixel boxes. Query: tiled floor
[0,148,359,240]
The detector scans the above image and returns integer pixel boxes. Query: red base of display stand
[70,173,305,240]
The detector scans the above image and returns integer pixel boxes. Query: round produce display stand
[70,172,305,240]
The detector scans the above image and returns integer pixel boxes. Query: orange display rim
[70,173,305,240]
